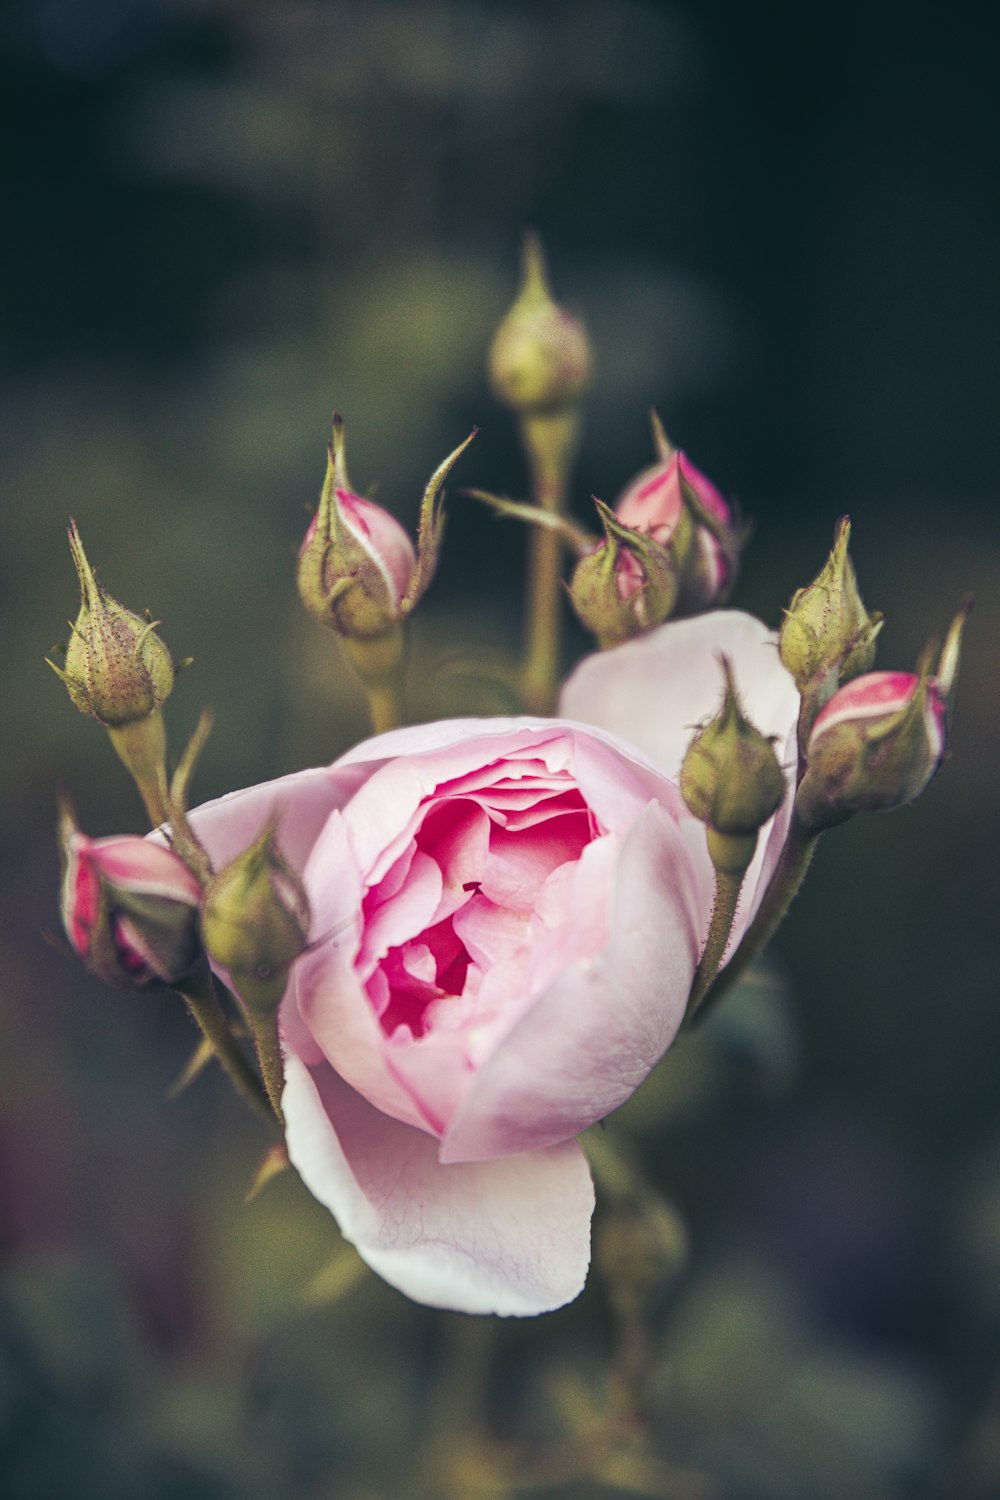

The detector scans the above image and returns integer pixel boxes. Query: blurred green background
[2,1,999,1496]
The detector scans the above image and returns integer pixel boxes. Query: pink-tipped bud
[297,416,415,641]
[797,669,947,832]
[59,810,202,988]
[296,414,474,643]
[613,416,742,615]
[796,600,968,831]
[569,498,677,649]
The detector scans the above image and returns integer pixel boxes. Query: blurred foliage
[2,0,1000,1496]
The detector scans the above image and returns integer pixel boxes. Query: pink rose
[186,611,798,1315]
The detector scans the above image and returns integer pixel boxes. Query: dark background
[2,2,998,1496]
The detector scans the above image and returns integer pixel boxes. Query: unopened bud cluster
[47,233,970,1152]
[776,518,968,833]
[60,803,312,1013]
[794,600,969,832]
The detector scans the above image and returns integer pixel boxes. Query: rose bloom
[187,612,798,1315]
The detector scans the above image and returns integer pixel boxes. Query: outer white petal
[181,763,373,874]
[283,1054,595,1316]
[559,611,801,954]
[558,610,799,782]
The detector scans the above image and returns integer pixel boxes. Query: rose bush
[185,611,799,1315]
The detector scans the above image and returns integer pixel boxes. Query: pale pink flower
[185,611,798,1315]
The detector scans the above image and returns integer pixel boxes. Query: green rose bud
[201,825,311,1017]
[48,521,174,728]
[488,231,592,414]
[778,517,882,724]
[680,657,787,874]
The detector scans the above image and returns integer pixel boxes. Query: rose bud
[613,413,743,615]
[59,807,202,988]
[296,414,475,645]
[201,824,311,1018]
[569,498,678,648]
[779,517,883,724]
[680,656,787,876]
[47,521,175,728]
[488,230,592,414]
[795,601,968,832]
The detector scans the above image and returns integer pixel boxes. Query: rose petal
[184,762,371,875]
[479,811,590,912]
[559,610,799,783]
[441,799,702,1162]
[283,1054,595,1316]
[359,849,442,970]
[90,836,202,903]
[559,612,800,960]
[294,813,433,1133]
[338,490,416,607]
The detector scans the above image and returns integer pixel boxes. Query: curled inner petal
[357,768,596,1052]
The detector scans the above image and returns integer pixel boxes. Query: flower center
[358,760,597,1042]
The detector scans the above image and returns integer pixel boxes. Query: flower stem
[519,408,581,712]
[107,711,170,827]
[685,866,745,1020]
[694,811,819,1024]
[342,628,405,734]
[364,677,403,735]
[173,961,277,1128]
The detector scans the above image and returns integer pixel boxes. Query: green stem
[342,628,405,734]
[108,711,170,827]
[364,678,403,735]
[693,812,819,1024]
[685,866,745,1020]
[173,961,277,1128]
[519,407,580,713]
